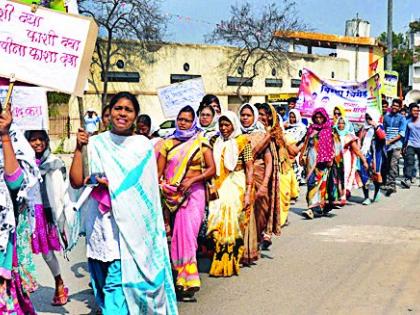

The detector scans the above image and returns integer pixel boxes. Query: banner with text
[296,68,382,123]
[0,86,48,130]
[158,78,205,119]
[20,0,80,14]
[381,70,399,98]
[0,0,97,96]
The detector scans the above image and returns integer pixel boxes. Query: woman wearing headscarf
[333,117,368,200]
[197,103,219,140]
[238,103,268,264]
[333,105,355,133]
[285,109,307,185]
[300,108,335,219]
[70,92,178,314]
[0,106,38,314]
[25,130,68,306]
[136,114,163,160]
[357,109,386,205]
[207,111,253,277]
[256,104,299,245]
[158,105,216,300]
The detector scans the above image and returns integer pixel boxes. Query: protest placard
[296,68,382,123]
[157,78,205,119]
[0,0,97,96]
[0,86,48,130]
[381,70,399,98]
[20,0,79,14]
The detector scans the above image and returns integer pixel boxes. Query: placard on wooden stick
[0,0,98,96]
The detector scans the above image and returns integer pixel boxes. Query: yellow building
[69,41,351,127]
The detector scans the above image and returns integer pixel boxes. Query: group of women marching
[0,90,389,315]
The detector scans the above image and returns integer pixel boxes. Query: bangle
[1,138,11,143]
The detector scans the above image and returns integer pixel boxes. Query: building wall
[69,42,350,128]
[336,45,372,82]
[410,31,420,90]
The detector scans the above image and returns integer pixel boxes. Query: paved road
[32,183,420,315]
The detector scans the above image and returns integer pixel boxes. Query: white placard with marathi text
[0,86,48,130]
[0,0,97,96]
[157,78,205,119]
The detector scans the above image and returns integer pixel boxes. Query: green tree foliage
[378,32,412,90]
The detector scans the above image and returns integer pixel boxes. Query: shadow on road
[32,285,96,314]
[71,261,89,278]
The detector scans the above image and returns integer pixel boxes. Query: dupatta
[87,132,178,315]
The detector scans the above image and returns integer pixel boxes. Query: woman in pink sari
[158,106,216,301]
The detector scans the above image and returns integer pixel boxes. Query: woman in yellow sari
[207,111,253,277]
[158,105,216,300]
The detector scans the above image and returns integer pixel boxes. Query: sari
[87,132,178,315]
[160,133,209,292]
[304,108,335,215]
[238,103,261,264]
[0,129,39,315]
[267,104,294,231]
[207,111,251,277]
[327,130,346,207]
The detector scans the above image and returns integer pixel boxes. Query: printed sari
[0,129,39,315]
[304,108,335,215]
[305,133,331,214]
[207,134,251,277]
[160,133,209,292]
[242,131,263,264]
[327,131,346,207]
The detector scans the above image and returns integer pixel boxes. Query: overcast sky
[160,0,420,43]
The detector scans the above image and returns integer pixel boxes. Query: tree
[79,0,167,108]
[206,1,306,101]
[378,32,413,91]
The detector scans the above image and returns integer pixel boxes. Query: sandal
[51,287,69,306]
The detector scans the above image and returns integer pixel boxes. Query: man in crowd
[84,108,101,135]
[382,99,407,196]
[402,104,420,188]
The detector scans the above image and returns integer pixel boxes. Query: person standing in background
[382,99,407,196]
[402,104,420,188]
[84,109,101,135]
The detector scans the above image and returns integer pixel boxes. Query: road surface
[32,183,420,315]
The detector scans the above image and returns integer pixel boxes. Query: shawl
[170,110,201,141]
[25,131,66,225]
[213,111,243,176]
[0,129,39,257]
[361,108,381,155]
[86,132,178,315]
[238,103,264,134]
[286,109,307,143]
[198,114,219,139]
[265,104,284,235]
[308,107,334,164]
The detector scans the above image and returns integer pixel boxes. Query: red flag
[370,59,379,72]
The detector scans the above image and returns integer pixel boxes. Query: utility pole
[386,0,393,70]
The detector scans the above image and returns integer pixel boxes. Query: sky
[160,0,420,44]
